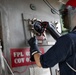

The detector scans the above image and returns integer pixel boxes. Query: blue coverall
[40,28,76,75]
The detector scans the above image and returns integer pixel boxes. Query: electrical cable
[13,67,28,74]
[43,0,60,15]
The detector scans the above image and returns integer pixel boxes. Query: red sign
[10,48,44,68]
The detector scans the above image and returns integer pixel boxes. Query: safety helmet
[66,0,76,7]
[60,0,76,15]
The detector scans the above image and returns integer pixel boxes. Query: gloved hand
[28,36,40,61]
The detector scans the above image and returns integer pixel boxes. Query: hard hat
[59,0,76,15]
[66,0,76,7]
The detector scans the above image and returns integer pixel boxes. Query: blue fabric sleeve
[40,34,72,68]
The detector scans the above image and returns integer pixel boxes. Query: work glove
[28,36,40,61]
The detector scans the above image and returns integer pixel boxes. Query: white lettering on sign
[26,52,30,56]
[13,52,24,57]
[26,57,30,62]
[14,58,25,64]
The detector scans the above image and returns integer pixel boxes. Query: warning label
[10,48,44,67]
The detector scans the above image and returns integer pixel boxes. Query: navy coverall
[40,29,76,75]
